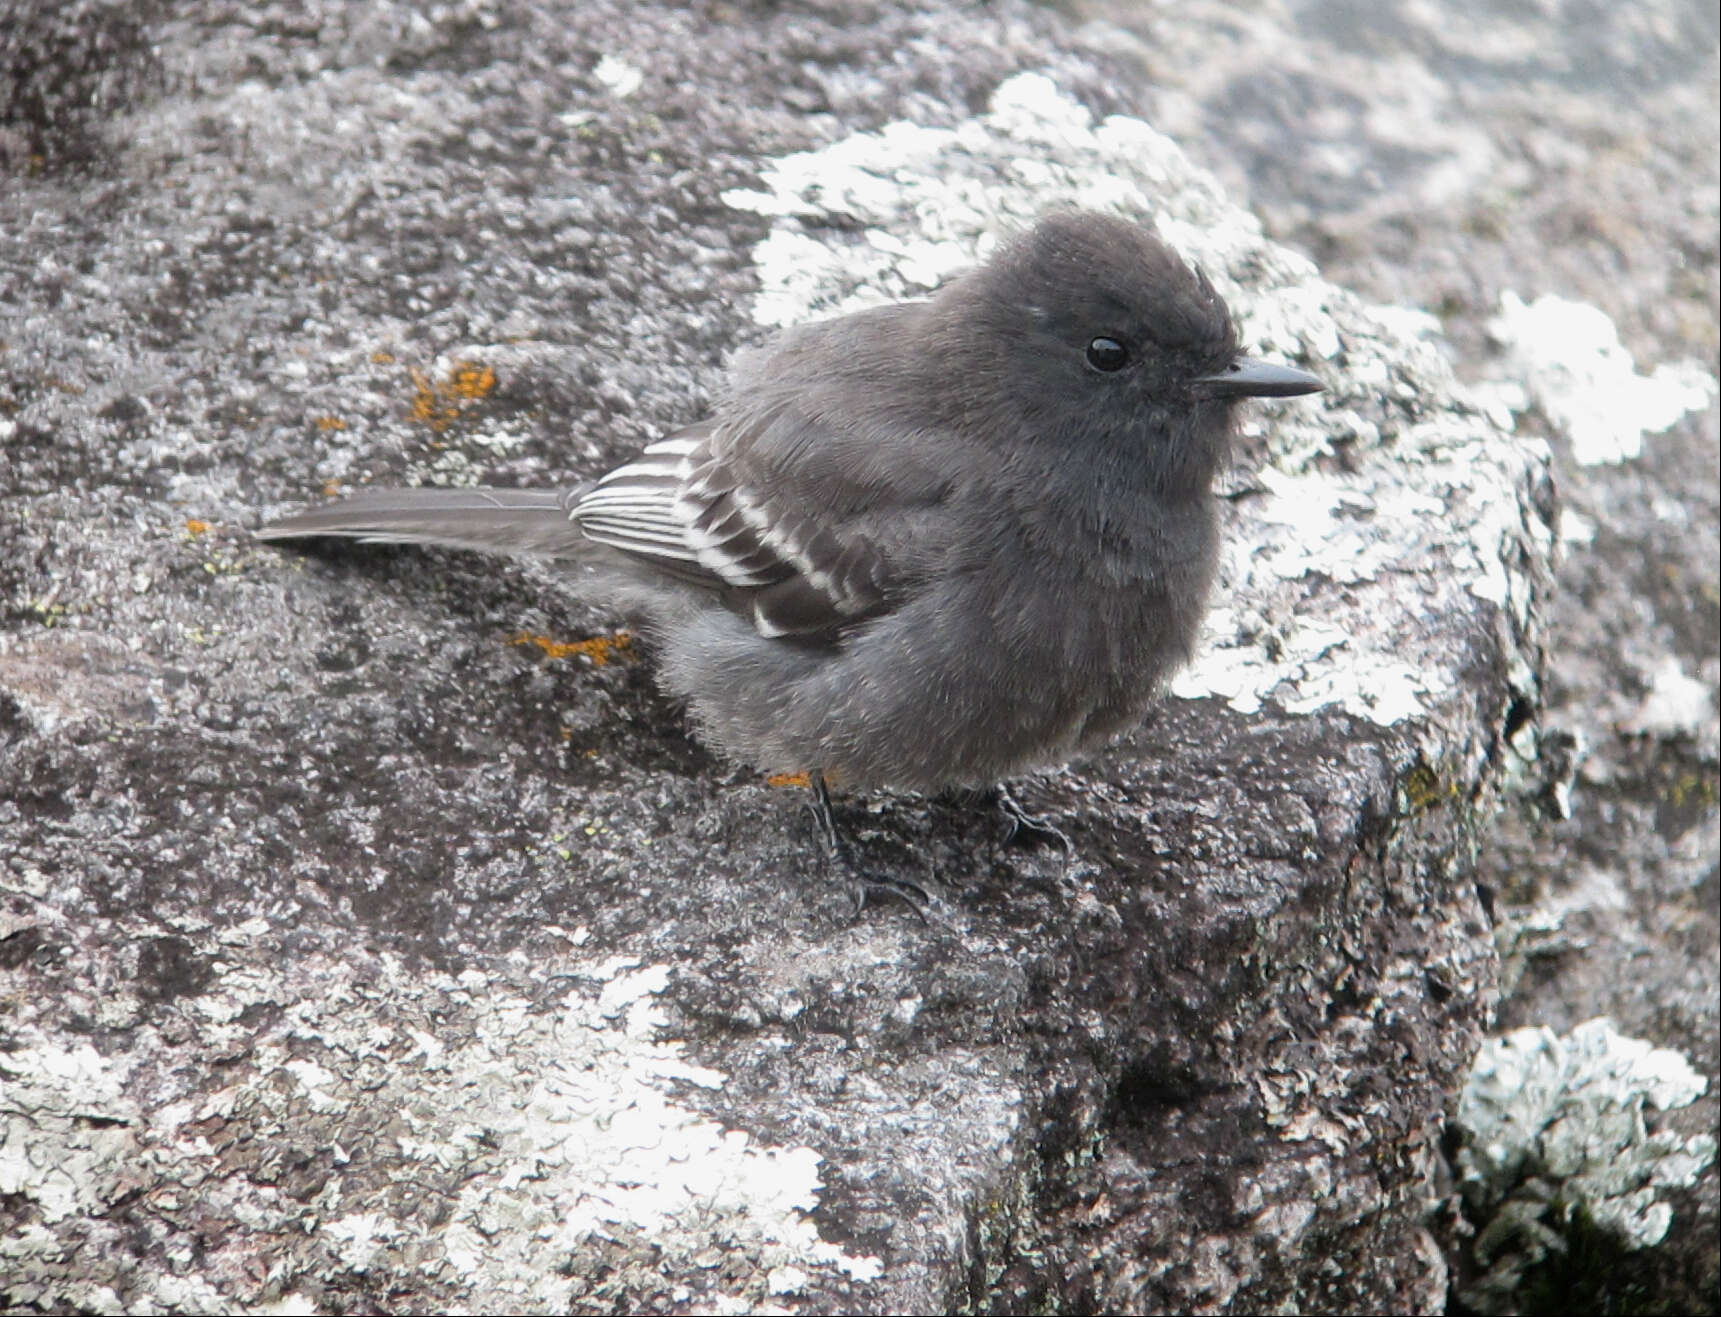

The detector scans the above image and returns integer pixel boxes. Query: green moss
[1510,1202,1675,1317]
[1403,761,1453,813]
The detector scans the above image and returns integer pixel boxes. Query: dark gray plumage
[258,211,1322,791]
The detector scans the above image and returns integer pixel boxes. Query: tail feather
[256,487,593,559]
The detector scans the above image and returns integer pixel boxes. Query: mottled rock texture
[0,1,1598,1313]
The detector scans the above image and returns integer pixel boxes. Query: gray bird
[258,211,1322,803]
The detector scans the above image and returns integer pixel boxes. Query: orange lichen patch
[184,518,212,536]
[371,350,396,364]
[408,367,461,430]
[447,361,496,399]
[314,415,349,431]
[403,360,499,430]
[510,630,633,667]
[766,771,812,789]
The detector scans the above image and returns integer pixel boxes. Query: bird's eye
[1085,336,1130,372]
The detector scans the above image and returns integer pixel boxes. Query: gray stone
[2,2,1556,1312]
[1072,0,1720,1309]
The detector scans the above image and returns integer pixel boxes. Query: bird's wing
[572,407,940,639]
[570,424,721,577]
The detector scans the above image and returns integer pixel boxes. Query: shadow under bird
[258,211,1323,823]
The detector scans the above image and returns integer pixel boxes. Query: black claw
[991,782,1073,855]
[855,874,934,922]
[804,774,933,920]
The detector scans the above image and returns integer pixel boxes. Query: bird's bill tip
[1197,356,1325,398]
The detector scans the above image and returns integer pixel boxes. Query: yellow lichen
[509,631,633,667]
[406,361,497,430]
[408,367,461,430]
[1402,762,1452,813]
[447,361,497,399]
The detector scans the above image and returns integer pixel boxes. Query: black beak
[1196,356,1325,399]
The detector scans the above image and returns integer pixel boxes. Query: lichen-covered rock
[1453,1019,1716,1314]
[2,3,1551,1312]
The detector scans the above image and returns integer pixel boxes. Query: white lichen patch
[593,54,643,99]
[0,943,881,1313]
[0,1033,141,1226]
[1455,1019,1717,1312]
[1620,653,1717,744]
[1483,291,1717,466]
[725,72,1548,732]
[723,73,1258,329]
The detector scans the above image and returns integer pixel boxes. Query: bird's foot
[986,781,1073,856]
[805,775,933,920]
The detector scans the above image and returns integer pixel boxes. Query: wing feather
[571,414,897,637]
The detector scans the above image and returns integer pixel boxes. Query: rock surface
[1072,0,1721,1308]
[0,1,1571,1312]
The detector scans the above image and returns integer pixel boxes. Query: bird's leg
[805,774,931,918]
[990,781,1073,856]
[807,772,845,855]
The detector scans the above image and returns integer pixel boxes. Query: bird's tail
[256,486,595,559]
